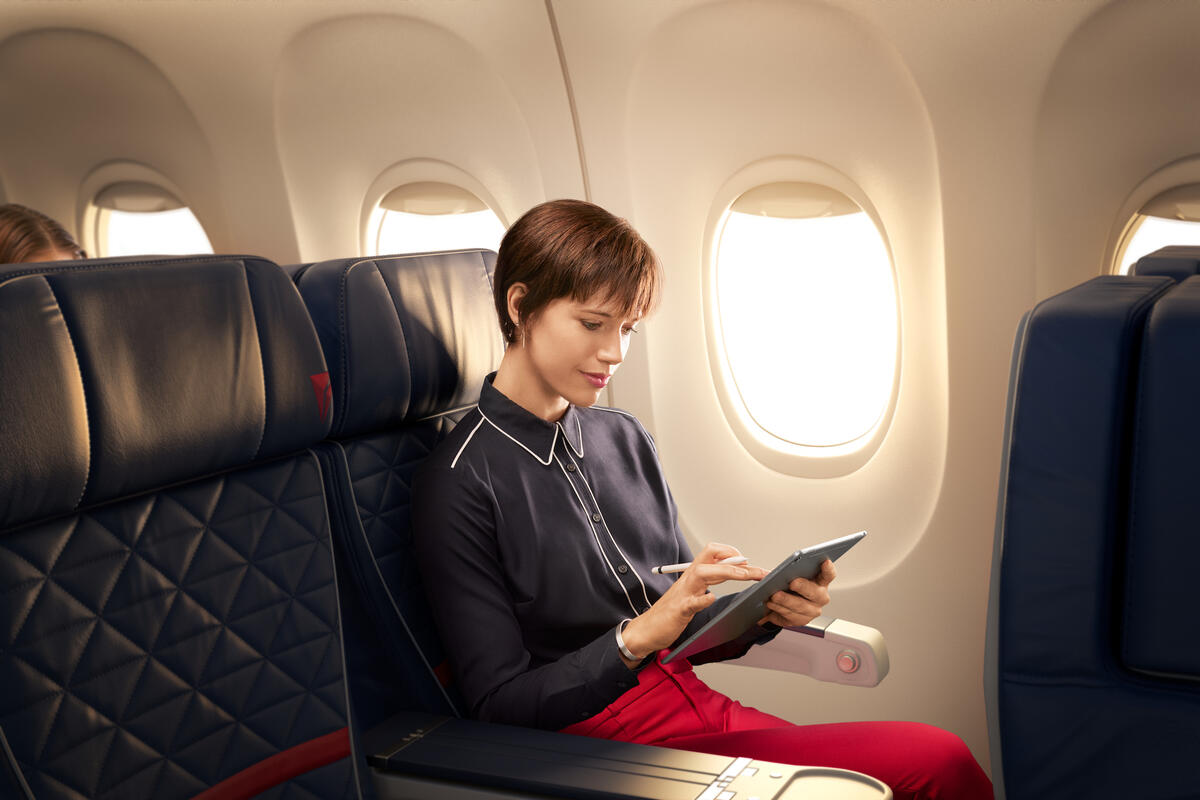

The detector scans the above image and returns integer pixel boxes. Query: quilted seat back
[0,256,359,799]
[291,251,504,732]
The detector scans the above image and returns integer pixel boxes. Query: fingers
[786,575,831,606]
[762,592,823,627]
[815,558,837,586]
[690,562,767,585]
[697,541,742,562]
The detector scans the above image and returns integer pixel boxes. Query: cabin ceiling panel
[555,0,944,586]
[274,9,580,262]
[0,1,580,261]
[1036,0,1200,296]
[0,27,224,248]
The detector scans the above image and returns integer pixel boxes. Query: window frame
[360,159,507,258]
[1107,157,1200,276]
[78,162,209,259]
[702,160,902,478]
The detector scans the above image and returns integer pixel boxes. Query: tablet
[660,530,866,665]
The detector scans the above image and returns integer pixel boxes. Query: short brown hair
[0,203,85,264]
[493,199,661,344]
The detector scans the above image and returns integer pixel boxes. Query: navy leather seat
[987,275,1200,798]
[1130,245,1200,281]
[0,256,360,799]
[290,251,504,736]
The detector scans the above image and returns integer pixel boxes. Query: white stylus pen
[651,555,748,575]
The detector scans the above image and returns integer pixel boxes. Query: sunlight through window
[715,185,898,448]
[103,208,213,257]
[92,181,213,257]
[370,182,504,256]
[1118,217,1200,274]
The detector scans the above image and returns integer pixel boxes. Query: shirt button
[617,564,628,574]
[616,681,629,689]
[565,463,577,472]
[591,512,602,522]
[580,711,591,719]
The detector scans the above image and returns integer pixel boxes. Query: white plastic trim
[702,156,902,478]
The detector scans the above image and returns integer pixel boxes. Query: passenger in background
[0,203,86,264]
[415,199,992,800]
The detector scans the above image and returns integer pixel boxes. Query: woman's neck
[492,347,570,423]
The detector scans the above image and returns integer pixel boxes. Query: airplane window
[714,183,898,448]
[92,181,213,257]
[1116,183,1200,274]
[370,181,504,256]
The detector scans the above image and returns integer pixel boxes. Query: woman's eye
[581,320,601,331]
[622,326,638,336]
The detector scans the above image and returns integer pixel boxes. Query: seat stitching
[42,277,91,508]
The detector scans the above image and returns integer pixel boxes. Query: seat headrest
[1131,246,1200,281]
[0,255,332,529]
[293,250,505,438]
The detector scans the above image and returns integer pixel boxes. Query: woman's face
[524,293,640,408]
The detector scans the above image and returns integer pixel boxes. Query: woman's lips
[582,371,610,388]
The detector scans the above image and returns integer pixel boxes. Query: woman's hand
[757,558,836,629]
[618,542,767,668]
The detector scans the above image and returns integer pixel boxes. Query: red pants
[560,653,993,800]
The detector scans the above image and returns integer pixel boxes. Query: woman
[0,203,86,264]
[413,199,992,799]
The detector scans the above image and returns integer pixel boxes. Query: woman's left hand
[757,558,836,628]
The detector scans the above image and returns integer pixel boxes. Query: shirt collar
[478,373,585,465]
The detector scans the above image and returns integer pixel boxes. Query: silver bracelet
[615,618,637,661]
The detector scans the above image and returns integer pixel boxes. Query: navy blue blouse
[413,375,775,731]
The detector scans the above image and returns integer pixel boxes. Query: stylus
[651,556,748,575]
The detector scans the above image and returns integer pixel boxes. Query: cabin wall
[4,0,1200,779]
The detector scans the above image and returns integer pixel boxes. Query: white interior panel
[274,9,581,262]
[0,27,227,251]
[1036,0,1200,296]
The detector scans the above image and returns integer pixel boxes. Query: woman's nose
[599,330,625,365]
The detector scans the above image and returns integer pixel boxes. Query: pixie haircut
[493,199,661,344]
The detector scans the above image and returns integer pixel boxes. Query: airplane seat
[289,251,504,737]
[291,250,898,800]
[987,274,1200,799]
[0,255,360,799]
[1129,245,1200,281]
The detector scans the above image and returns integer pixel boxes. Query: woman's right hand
[618,542,767,668]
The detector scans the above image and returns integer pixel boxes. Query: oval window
[1116,183,1200,274]
[92,182,213,257]
[714,182,898,448]
[369,182,505,256]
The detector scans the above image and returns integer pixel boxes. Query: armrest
[728,616,889,687]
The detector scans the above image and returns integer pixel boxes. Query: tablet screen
[661,530,866,664]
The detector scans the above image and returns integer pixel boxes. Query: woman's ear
[506,282,527,333]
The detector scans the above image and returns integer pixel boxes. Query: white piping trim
[451,416,487,469]
[480,410,556,465]
[555,455,640,617]
[564,448,653,610]
[558,414,585,459]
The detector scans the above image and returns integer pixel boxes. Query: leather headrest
[1132,246,1200,282]
[293,250,504,438]
[0,255,332,529]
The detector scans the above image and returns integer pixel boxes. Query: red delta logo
[310,372,332,424]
